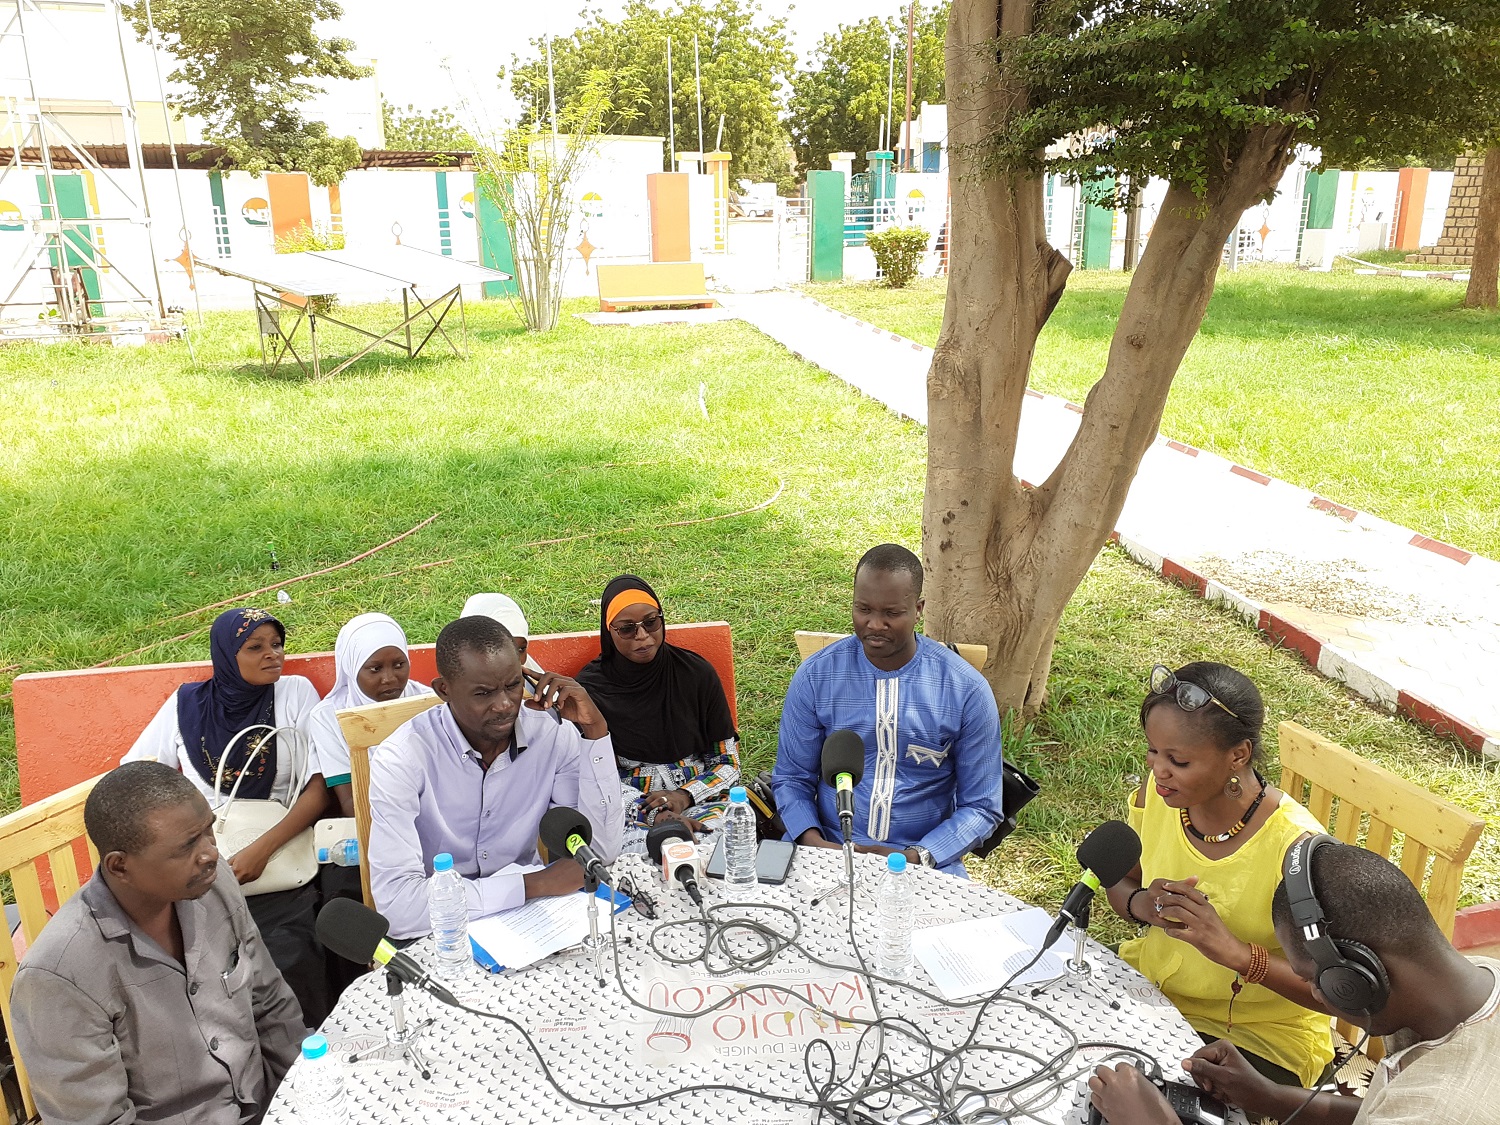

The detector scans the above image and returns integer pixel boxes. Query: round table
[267,848,1216,1125]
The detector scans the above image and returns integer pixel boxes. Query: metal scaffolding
[0,0,173,338]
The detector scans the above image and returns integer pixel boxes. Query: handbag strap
[212,724,309,822]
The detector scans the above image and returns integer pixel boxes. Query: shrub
[865,226,929,288]
[274,222,345,254]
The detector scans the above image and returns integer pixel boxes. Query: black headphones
[1282,834,1391,1016]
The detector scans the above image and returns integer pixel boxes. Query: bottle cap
[317,847,330,863]
[729,786,748,803]
[887,853,907,873]
[301,1034,329,1060]
[433,852,454,872]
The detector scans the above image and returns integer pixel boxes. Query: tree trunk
[922,0,1299,716]
[1464,147,1500,310]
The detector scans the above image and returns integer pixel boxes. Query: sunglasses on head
[610,612,663,638]
[1149,664,1240,719]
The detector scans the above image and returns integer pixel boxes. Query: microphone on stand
[315,898,460,1007]
[540,806,611,886]
[646,820,704,906]
[820,730,865,844]
[1042,820,1142,952]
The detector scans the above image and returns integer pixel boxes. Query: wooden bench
[596,262,717,313]
[794,630,987,672]
[10,622,738,806]
[1278,721,1485,1056]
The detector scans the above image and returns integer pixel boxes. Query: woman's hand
[1140,878,1184,927]
[644,789,693,816]
[1183,1040,1279,1116]
[1156,878,1251,972]
[658,811,709,834]
[229,839,274,885]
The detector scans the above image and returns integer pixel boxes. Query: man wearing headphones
[1089,837,1499,1123]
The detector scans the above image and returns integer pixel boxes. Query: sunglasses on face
[1149,664,1240,719]
[610,612,663,638]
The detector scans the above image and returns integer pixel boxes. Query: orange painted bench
[11,622,737,805]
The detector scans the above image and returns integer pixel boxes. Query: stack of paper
[912,906,1069,999]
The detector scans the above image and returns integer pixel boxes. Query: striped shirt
[773,634,1004,871]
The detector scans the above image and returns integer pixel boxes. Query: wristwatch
[907,845,936,868]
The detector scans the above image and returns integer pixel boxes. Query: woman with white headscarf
[461,592,546,676]
[305,612,435,818]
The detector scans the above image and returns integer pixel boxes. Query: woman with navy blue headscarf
[124,606,330,1022]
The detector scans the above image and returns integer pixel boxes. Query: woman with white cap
[461,592,546,677]
[305,612,435,818]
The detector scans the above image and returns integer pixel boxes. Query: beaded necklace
[1180,777,1268,843]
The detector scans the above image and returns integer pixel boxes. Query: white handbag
[212,724,319,896]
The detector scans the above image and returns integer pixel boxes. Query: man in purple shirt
[368,615,623,939]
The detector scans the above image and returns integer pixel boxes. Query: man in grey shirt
[12,761,307,1124]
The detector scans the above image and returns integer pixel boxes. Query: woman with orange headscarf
[576,575,739,839]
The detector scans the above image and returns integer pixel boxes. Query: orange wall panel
[646,172,692,262]
[1393,167,1430,251]
[267,172,314,247]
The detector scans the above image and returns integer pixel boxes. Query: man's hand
[525,672,607,739]
[228,839,273,885]
[523,858,586,899]
[1183,1040,1280,1116]
[796,828,840,850]
[1088,1063,1178,1125]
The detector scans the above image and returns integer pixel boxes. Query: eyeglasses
[1149,664,1240,719]
[610,612,663,638]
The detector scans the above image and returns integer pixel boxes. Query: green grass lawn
[809,266,1500,560]
[2,295,1495,930]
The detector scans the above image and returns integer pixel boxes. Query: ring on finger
[1154,899,1165,913]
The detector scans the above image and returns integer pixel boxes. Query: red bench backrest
[11,622,737,805]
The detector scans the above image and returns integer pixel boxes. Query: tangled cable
[422,871,1171,1124]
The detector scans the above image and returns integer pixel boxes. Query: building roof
[2,143,475,172]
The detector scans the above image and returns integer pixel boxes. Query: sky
[333,0,914,129]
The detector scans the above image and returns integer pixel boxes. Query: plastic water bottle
[296,1034,345,1123]
[317,839,359,867]
[722,786,759,891]
[876,852,915,981]
[427,852,471,977]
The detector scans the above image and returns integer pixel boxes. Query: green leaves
[380,103,472,152]
[787,5,949,176]
[506,0,796,188]
[983,0,1500,197]
[122,0,368,184]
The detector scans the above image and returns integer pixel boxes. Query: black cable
[401,866,1168,1124]
[1278,1029,1370,1125]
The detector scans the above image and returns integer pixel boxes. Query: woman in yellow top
[1106,661,1334,1088]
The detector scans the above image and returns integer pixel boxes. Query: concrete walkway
[722,290,1500,758]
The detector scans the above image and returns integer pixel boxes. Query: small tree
[124,0,368,185]
[467,76,622,332]
[866,226,930,288]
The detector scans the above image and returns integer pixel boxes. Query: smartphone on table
[705,836,796,884]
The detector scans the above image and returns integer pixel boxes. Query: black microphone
[820,730,865,843]
[315,897,459,1007]
[539,806,610,886]
[646,820,704,906]
[1043,820,1143,951]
